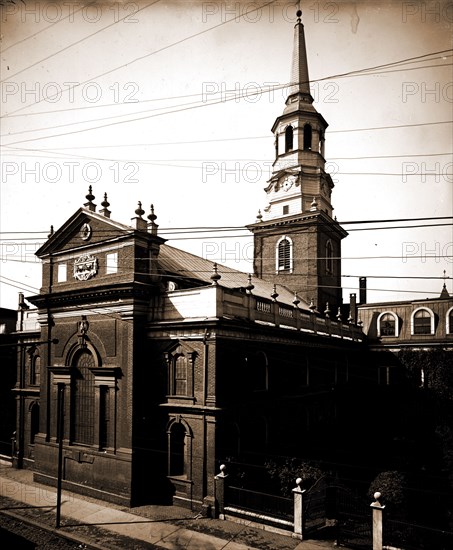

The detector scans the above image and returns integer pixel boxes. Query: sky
[0,0,452,310]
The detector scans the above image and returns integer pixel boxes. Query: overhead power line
[0,216,451,236]
[1,0,278,118]
[0,0,161,83]
[3,68,452,146]
[0,274,449,299]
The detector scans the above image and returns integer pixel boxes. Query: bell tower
[248,8,347,311]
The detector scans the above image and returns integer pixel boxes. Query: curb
[0,507,123,550]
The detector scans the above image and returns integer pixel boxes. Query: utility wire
[0,1,161,83]
[2,144,451,163]
[1,0,278,118]
[0,216,451,235]
[4,119,450,151]
[0,4,85,53]
[2,45,451,119]
[0,274,448,298]
[3,58,452,140]
[3,65,452,145]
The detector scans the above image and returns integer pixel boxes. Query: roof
[158,244,309,309]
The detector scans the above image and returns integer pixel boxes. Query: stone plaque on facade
[74,254,98,281]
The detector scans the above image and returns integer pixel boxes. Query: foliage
[265,457,324,497]
[398,348,453,401]
[368,470,407,507]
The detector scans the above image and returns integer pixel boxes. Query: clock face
[282,175,296,192]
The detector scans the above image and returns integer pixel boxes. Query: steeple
[286,9,313,106]
[247,6,347,312]
[266,6,331,218]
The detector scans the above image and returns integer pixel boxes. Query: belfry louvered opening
[278,238,291,271]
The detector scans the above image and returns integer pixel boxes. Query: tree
[265,457,324,497]
[368,470,407,508]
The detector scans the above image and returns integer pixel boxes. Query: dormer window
[411,308,435,335]
[447,307,453,334]
[285,125,294,152]
[377,312,399,337]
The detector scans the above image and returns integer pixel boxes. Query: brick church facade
[12,9,451,513]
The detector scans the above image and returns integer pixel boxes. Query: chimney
[17,292,29,332]
[359,277,367,304]
[349,293,357,324]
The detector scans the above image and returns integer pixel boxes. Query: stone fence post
[292,478,306,539]
[370,491,385,550]
[214,464,228,519]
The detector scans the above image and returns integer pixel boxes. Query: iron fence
[226,485,293,523]
[385,518,453,550]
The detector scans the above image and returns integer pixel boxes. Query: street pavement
[0,459,343,550]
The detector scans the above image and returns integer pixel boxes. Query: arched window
[71,350,95,445]
[30,354,41,386]
[319,131,325,156]
[285,125,294,152]
[276,236,292,272]
[170,423,186,476]
[166,346,195,398]
[30,402,40,444]
[446,307,453,334]
[411,308,435,335]
[303,123,312,150]
[325,240,333,274]
[377,312,398,337]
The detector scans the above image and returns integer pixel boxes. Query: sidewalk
[0,460,340,550]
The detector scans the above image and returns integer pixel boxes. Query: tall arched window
[174,355,187,396]
[30,354,41,386]
[303,123,312,150]
[325,240,333,274]
[71,350,95,445]
[412,308,434,335]
[277,236,292,271]
[285,125,294,152]
[170,423,186,476]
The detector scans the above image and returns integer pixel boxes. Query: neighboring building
[0,307,19,457]
[11,297,41,468]
[358,282,453,385]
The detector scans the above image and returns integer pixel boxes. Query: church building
[13,9,370,511]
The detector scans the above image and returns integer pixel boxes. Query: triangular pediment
[36,207,134,258]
